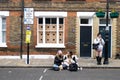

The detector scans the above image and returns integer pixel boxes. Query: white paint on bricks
[0,55,55,59]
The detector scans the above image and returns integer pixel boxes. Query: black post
[103,0,109,64]
[27,43,30,64]
[20,0,24,59]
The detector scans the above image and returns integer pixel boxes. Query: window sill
[35,44,65,48]
[0,43,7,47]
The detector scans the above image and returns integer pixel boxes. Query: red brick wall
[24,0,32,3]
[33,17,37,47]
[65,12,76,51]
[65,17,68,46]
[10,11,21,17]
[52,0,66,2]
[68,12,76,17]
[11,0,21,3]
[86,0,99,2]
[11,0,32,3]
[10,0,102,3]
[6,16,10,47]
[8,11,21,49]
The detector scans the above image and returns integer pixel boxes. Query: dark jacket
[54,56,63,66]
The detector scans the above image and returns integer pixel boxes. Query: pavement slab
[0,58,120,68]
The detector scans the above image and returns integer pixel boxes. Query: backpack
[69,63,78,71]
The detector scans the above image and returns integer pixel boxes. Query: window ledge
[35,44,65,48]
[0,43,7,47]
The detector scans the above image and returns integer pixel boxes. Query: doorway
[80,26,92,57]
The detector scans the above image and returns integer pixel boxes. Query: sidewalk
[0,57,120,68]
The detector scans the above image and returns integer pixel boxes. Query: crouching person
[63,51,79,71]
[53,50,64,71]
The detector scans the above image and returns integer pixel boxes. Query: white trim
[0,17,7,47]
[35,11,67,17]
[77,12,95,18]
[36,17,65,48]
[35,44,65,48]
[0,55,55,59]
[0,17,2,42]
[43,17,46,44]
[0,43,7,47]
[78,12,94,57]
[0,11,9,16]
[57,17,59,44]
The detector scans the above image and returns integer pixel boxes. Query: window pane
[51,18,56,24]
[2,31,6,43]
[80,19,89,24]
[2,18,6,30]
[100,19,110,24]
[37,17,64,45]
[2,18,6,43]
[45,18,50,24]
[39,18,43,24]
[59,18,64,24]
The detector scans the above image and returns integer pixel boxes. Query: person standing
[94,33,105,65]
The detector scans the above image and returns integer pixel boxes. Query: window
[100,19,110,24]
[2,18,6,43]
[80,19,89,24]
[0,17,7,47]
[37,17,65,48]
[80,18,92,25]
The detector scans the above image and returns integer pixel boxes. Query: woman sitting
[63,51,78,70]
[53,50,64,71]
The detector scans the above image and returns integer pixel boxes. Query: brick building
[0,0,120,58]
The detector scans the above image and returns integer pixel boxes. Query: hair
[57,50,62,54]
[69,51,73,56]
[97,33,101,37]
[67,51,73,58]
[56,50,63,59]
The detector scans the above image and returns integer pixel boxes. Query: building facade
[0,0,120,58]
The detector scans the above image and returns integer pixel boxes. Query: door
[99,26,111,58]
[80,26,92,57]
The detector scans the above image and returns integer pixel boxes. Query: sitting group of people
[53,50,79,71]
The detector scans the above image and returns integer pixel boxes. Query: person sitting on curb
[53,50,64,71]
[63,51,79,71]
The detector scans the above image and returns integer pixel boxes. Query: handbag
[92,43,99,50]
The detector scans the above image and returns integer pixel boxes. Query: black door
[99,26,111,58]
[80,26,92,57]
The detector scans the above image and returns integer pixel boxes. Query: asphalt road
[0,68,120,80]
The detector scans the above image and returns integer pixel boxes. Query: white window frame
[77,12,95,26]
[0,11,9,47]
[35,11,67,48]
